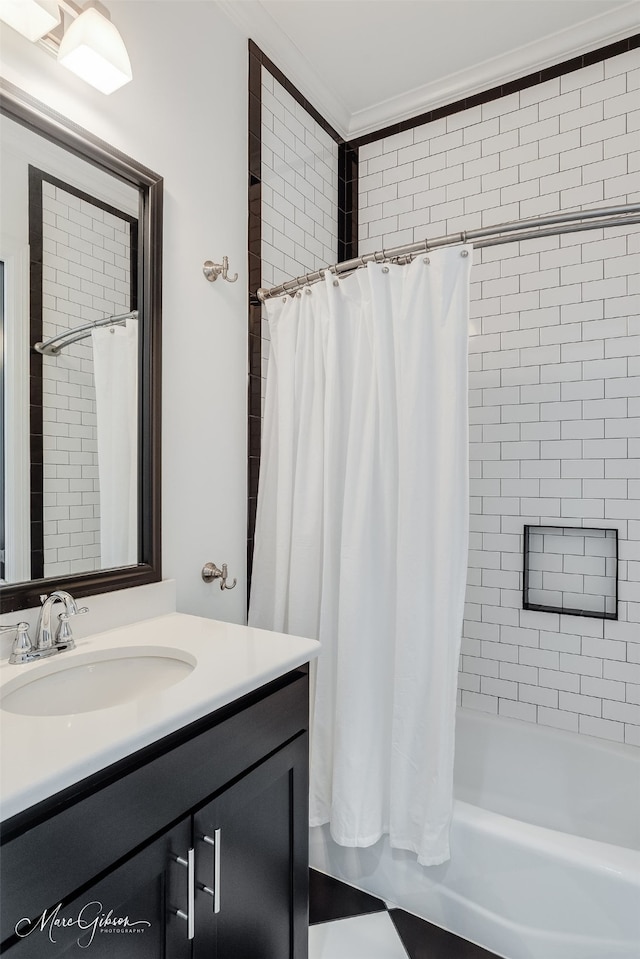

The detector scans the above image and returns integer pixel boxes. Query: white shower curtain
[92,319,138,568]
[249,247,471,865]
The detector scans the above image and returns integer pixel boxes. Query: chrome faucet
[3,591,89,665]
[35,591,89,654]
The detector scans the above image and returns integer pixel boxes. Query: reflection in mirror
[0,80,162,613]
[0,261,4,582]
[31,169,139,579]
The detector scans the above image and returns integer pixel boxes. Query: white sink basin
[0,647,195,716]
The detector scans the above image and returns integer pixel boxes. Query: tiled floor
[309,870,500,959]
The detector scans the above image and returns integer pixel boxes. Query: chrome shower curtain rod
[257,203,640,301]
[34,310,139,356]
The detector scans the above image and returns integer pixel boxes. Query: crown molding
[347,2,640,137]
[217,0,351,137]
[218,0,639,142]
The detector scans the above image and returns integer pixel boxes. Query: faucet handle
[56,606,88,648]
[2,622,34,664]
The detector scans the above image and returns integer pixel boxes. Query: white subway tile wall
[41,182,132,576]
[261,68,339,405]
[359,49,640,745]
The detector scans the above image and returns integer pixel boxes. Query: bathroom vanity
[0,613,319,958]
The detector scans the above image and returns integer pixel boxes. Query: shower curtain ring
[460,230,467,243]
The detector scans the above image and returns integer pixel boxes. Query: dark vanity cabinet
[193,738,308,959]
[0,818,194,959]
[0,669,309,959]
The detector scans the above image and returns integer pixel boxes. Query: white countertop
[0,612,319,822]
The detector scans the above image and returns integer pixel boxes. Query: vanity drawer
[0,668,309,948]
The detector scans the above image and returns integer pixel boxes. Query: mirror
[0,79,162,613]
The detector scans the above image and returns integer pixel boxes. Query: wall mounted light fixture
[0,0,60,41]
[0,0,132,94]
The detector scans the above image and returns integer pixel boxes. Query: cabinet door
[193,734,308,959]
[3,818,192,959]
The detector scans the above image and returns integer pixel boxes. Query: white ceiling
[219,0,640,137]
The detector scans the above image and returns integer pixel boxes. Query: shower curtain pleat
[249,248,471,865]
[390,250,471,864]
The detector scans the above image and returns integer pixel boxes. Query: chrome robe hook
[202,256,238,283]
[202,562,237,590]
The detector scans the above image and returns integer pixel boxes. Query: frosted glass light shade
[58,7,132,94]
[0,0,60,41]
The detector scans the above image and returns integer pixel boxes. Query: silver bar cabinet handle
[175,848,195,939]
[203,829,221,913]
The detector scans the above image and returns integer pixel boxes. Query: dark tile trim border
[246,41,358,603]
[28,167,138,580]
[247,42,262,604]
[250,40,343,142]
[338,143,359,262]
[246,33,638,606]
[351,34,640,147]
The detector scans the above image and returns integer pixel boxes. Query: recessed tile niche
[523,525,618,621]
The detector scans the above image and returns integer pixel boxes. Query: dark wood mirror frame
[0,79,162,613]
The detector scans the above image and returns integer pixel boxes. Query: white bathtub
[309,708,640,959]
